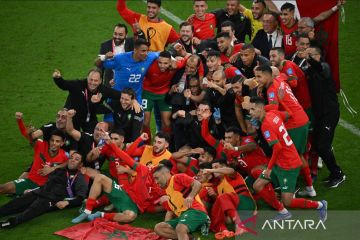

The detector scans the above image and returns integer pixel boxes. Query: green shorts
[288,123,309,154]
[142,90,172,112]
[105,180,138,214]
[260,165,300,193]
[166,209,209,233]
[13,178,39,195]
[304,108,314,132]
[237,194,256,212]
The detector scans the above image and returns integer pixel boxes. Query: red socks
[85,198,97,212]
[104,213,116,221]
[258,184,284,211]
[289,198,319,209]
[300,165,313,187]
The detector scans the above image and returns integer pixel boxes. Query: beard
[113,38,125,46]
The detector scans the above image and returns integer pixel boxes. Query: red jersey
[107,143,151,213]
[170,157,199,177]
[238,136,269,174]
[280,20,298,56]
[100,145,127,179]
[143,58,187,94]
[188,13,216,40]
[280,60,311,110]
[265,78,309,129]
[163,174,207,215]
[220,44,243,64]
[261,111,302,170]
[215,173,252,199]
[28,140,68,186]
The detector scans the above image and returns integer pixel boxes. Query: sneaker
[326,175,346,188]
[71,212,89,224]
[270,211,292,222]
[298,188,317,198]
[87,211,102,221]
[0,220,12,229]
[318,200,328,222]
[104,203,115,212]
[317,157,323,168]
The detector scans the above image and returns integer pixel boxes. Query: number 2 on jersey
[279,123,293,146]
[129,74,141,83]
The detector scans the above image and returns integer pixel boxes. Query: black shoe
[326,174,346,188]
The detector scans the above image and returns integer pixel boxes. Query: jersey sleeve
[116,0,141,26]
[167,28,180,44]
[284,65,298,88]
[261,121,279,147]
[174,173,194,189]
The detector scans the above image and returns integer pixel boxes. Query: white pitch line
[140,0,360,138]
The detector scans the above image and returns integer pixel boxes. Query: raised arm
[65,109,81,141]
[117,0,141,26]
[264,0,281,14]
[313,0,345,24]
[15,112,43,142]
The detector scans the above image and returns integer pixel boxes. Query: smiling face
[87,71,102,92]
[262,14,277,34]
[68,152,83,170]
[110,132,124,148]
[280,9,295,27]
[158,56,171,72]
[240,48,255,66]
[249,102,265,121]
[217,36,231,53]
[226,0,239,15]
[147,2,161,19]
[254,69,272,88]
[113,26,127,46]
[134,44,149,61]
[296,37,310,52]
[180,25,194,43]
[196,103,211,121]
[120,93,133,110]
[49,134,64,154]
[252,1,265,20]
[231,81,243,96]
[55,110,67,130]
[269,49,283,67]
[206,55,221,72]
[153,136,168,154]
[193,0,208,18]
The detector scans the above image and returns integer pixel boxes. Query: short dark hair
[199,162,212,170]
[203,146,217,159]
[87,67,103,80]
[207,50,221,58]
[254,64,273,75]
[250,96,266,105]
[114,23,128,34]
[111,128,125,137]
[225,126,241,135]
[70,151,83,162]
[230,75,246,84]
[216,31,231,39]
[263,11,279,23]
[253,0,266,8]
[121,88,136,100]
[155,131,170,144]
[241,43,255,51]
[211,158,228,166]
[270,47,285,56]
[134,38,150,49]
[147,0,161,7]
[180,21,194,32]
[153,159,173,173]
[220,21,235,31]
[159,51,171,59]
[297,33,310,41]
[281,2,295,12]
[309,45,322,56]
[198,101,212,111]
[50,129,66,141]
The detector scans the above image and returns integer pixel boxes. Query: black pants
[0,192,55,227]
[313,111,342,177]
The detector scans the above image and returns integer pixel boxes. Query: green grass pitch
[0,0,359,239]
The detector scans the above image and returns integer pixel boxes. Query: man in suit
[252,12,282,59]
[99,23,135,86]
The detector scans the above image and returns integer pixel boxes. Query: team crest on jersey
[235,69,241,75]
[287,68,293,75]
[264,130,270,139]
[210,24,213,29]
[141,67,145,72]
[269,92,275,98]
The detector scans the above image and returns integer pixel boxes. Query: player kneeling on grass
[249,96,328,221]
[153,160,210,240]
[0,152,87,228]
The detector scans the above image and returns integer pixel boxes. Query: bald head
[212,70,226,87]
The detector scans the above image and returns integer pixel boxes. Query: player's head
[306,46,322,62]
[262,12,279,34]
[87,68,102,92]
[212,70,226,87]
[211,158,228,177]
[296,33,310,52]
[193,0,208,18]
[179,22,194,43]
[93,122,109,143]
[252,0,266,20]
[147,0,161,19]
[113,23,128,46]
[269,47,285,67]
[120,88,136,110]
[280,2,296,26]
[221,21,236,40]
[230,75,246,96]
[49,129,65,153]
[153,160,173,188]
[206,50,221,71]
[240,44,256,66]
[68,151,83,170]
[225,126,241,145]
[188,77,202,96]
[249,96,266,120]
[216,32,231,54]
[110,128,125,148]
[226,0,240,16]
[153,131,170,154]
[158,51,172,72]
[298,17,315,35]
[196,162,213,183]
[198,146,216,164]
[254,64,273,87]
[196,101,212,121]
[185,54,201,76]
[134,39,150,61]
[55,108,67,130]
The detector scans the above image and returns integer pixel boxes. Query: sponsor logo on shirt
[287,68,293,75]
[269,92,275,99]
[264,130,270,139]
